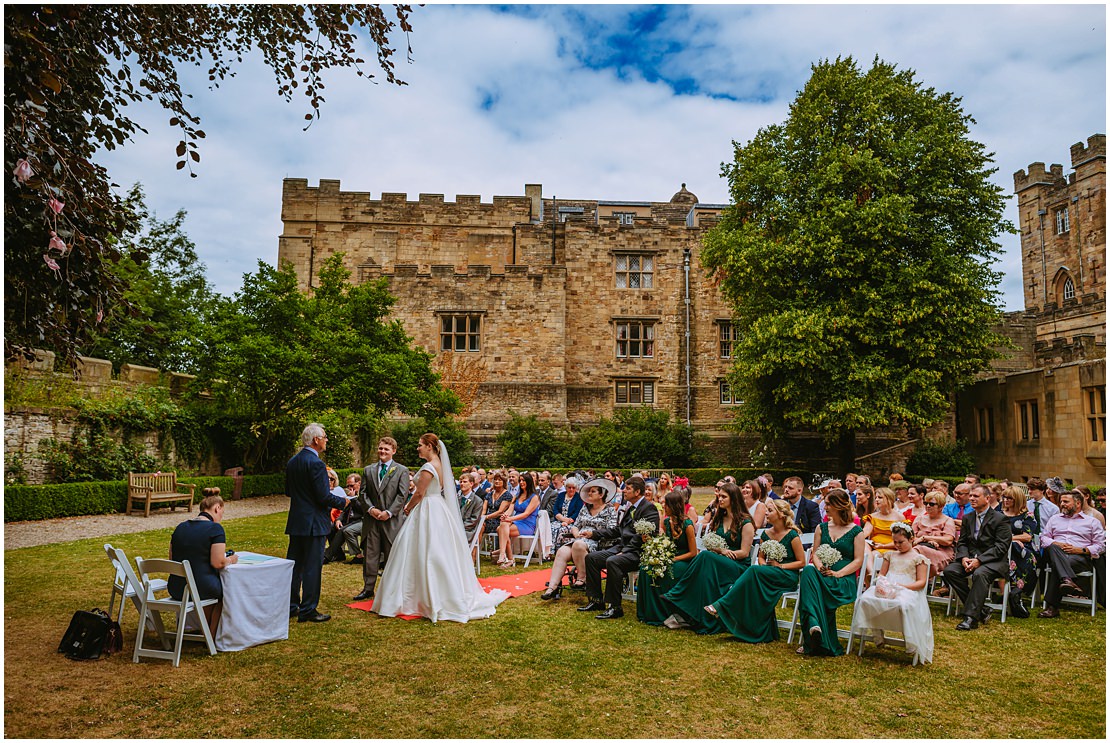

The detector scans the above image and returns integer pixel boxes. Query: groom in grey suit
[353,436,411,601]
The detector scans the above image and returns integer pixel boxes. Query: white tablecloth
[215,551,293,652]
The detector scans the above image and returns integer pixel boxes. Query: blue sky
[99,3,1106,310]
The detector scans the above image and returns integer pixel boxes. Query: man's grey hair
[302,422,325,447]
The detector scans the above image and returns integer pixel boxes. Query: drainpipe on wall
[551,197,557,265]
[683,247,691,425]
[1037,209,1047,304]
[1073,194,1084,288]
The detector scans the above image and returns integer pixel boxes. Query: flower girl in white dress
[851,521,934,665]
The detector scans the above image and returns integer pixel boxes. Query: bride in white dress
[850,521,934,665]
[372,432,509,623]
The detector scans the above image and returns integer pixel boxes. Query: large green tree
[701,57,1011,471]
[192,256,458,472]
[5,4,414,365]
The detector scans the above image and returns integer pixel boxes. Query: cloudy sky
[99,3,1106,310]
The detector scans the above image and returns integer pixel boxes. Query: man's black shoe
[298,611,331,623]
[578,600,605,612]
[979,607,994,625]
[595,606,624,620]
[955,616,979,631]
[352,590,374,601]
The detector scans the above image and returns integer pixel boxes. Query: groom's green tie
[379,462,388,481]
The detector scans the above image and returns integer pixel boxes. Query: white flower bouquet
[701,531,728,553]
[640,534,677,581]
[814,544,843,568]
[634,519,657,536]
[758,539,787,563]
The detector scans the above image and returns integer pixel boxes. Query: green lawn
[4,510,1105,738]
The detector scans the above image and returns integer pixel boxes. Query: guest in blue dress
[494,472,540,567]
[168,488,239,635]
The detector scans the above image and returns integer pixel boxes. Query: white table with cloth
[215,551,294,652]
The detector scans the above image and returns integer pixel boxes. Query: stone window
[976,406,995,443]
[439,313,481,352]
[615,253,654,289]
[1017,399,1040,441]
[718,321,738,359]
[1055,207,1070,234]
[719,380,741,405]
[613,212,636,225]
[1062,276,1076,302]
[616,320,655,358]
[615,379,654,406]
[1085,386,1106,442]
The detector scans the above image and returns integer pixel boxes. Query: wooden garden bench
[127,472,195,517]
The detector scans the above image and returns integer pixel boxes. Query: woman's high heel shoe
[541,585,563,601]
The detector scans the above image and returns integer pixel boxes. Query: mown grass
[4,509,1105,738]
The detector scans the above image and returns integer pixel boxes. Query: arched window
[1063,276,1076,301]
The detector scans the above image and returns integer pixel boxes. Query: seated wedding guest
[579,476,658,619]
[1001,485,1038,617]
[644,480,659,506]
[1026,477,1059,533]
[550,476,585,546]
[903,484,928,522]
[493,472,540,568]
[942,484,1011,630]
[325,473,366,564]
[943,483,974,527]
[323,468,346,554]
[541,478,617,599]
[706,499,805,643]
[930,479,950,504]
[795,490,865,656]
[890,480,913,514]
[537,471,559,516]
[672,484,698,522]
[656,472,674,501]
[855,483,875,521]
[459,473,487,549]
[986,482,1006,511]
[863,488,900,555]
[1044,476,1068,508]
[761,473,779,500]
[552,472,566,500]
[507,469,522,498]
[702,480,725,525]
[168,488,238,636]
[1038,490,1106,618]
[614,471,625,489]
[1097,488,1106,517]
[1075,486,1106,527]
[911,492,956,577]
[849,521,933,665]
[742,479,768,529]
[637,491,699,625]
[481,470,513,539]
[661,482,754,634]
[782,476,822,533]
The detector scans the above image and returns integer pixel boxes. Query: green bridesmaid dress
[711,528,802,643]
[797,521,863,656]
[637,517,693,626]
[661,519,752,634]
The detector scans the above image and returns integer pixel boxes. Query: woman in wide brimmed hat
[540,477,618,599]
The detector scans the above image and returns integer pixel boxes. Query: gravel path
[4,495,290,550]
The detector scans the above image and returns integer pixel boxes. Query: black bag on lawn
[58,609,116,660]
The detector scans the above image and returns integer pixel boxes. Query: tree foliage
[701,57,1011,458]
[192,256,458,472]
[905,438,975,476]
[86,185,215,373]
[4,4,415,365]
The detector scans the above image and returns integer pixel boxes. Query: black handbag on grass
[58,609,121,660]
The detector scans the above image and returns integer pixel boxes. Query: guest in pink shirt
[1038,491,1106,618]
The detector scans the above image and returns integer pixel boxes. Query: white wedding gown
[373,460,509,623]
[850,548,934,665]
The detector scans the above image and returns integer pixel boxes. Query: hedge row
[4,473,289,523]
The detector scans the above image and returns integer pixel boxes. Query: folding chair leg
[786,601,801,644]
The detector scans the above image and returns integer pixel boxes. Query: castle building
[956,134,1106,484]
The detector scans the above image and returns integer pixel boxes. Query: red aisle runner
[346,567,551,619]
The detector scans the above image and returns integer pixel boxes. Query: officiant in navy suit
[286,422,351,623]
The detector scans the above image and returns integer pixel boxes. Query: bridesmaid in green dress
[662,482,755,633]
[637,491,698,625]
[705,499,806,642]
[796,489,865,656]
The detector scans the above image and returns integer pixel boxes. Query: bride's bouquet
[640,534,677,582]
[702,531,728,553]
[758,539,787,563]
[634,519,657,537]
[814,544,843,568]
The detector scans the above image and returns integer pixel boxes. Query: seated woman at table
[706,499,806,643]
[637,490,698,625]
[168,488,238,635]
[662,482,754,634]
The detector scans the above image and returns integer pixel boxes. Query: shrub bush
[906,438,975,476]
[495,412,568,468]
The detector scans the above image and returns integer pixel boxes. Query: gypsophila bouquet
[634,519,657,536]
[640,534,677,582]
[814,544,843,568]
[759,539,787,563]
[702,531,728,553]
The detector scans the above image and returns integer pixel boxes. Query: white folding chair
[105,543,167,625]
[469,515,487,575]
[846,550,886,655]
[780,532,815,609]
[785,538,867,646]
[513,510,550,568]
[133,558,218,667]
[1042,561,1099,617]
[694,520,709,551]
[622,570,639,603]
[110,546,171,649]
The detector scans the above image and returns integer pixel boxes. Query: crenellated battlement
[1013,162,1066,193]
[1071,133,1106,169]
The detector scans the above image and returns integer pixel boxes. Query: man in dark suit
[942,484,1012,630]
[353,436,411,602]
[579,476,658,619]
[782,476,822,533]
[286,422,351,623]
[536,471,559,516]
